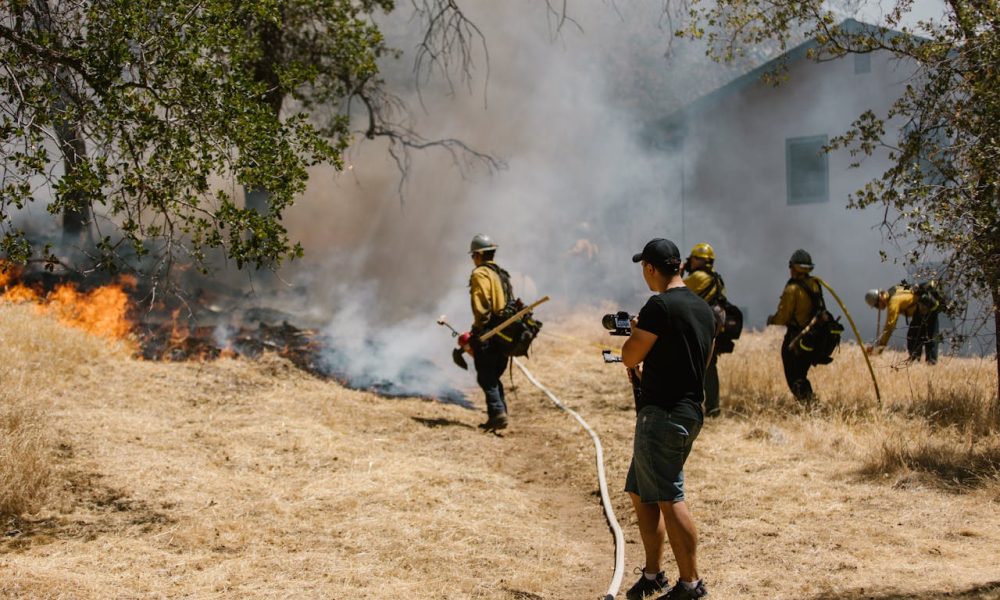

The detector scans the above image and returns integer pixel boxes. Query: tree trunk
[994,285,1000,422]
[53,117,91,241]
[244,16,285,215]
[33,0,91,243]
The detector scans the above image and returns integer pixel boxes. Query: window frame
[785,134,830,205]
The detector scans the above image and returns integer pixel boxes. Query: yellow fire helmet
[689,242,715,262]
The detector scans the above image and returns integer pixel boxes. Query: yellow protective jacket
[770,276,821,329]
[684,269,725,304]
[877,289,918,347]
[469,262,507,332]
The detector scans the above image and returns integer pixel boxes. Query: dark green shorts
[624,406,702,503]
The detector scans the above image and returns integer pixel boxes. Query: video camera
[599,311,641,402]
[601,311,633,337]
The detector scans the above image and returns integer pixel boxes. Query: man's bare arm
[622,326,658,368]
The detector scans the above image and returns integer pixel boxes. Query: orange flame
[3,283,41,303]
[0,262,21,287]
[168,308,189,346]
[1,262,137,342]
[46,280,136,340]
[0,263,38,302]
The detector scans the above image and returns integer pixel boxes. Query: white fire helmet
[864,289,884,308]
[469,234,498,254]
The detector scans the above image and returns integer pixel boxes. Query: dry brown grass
[526,313,1000,598]
[2,303,999,599]
[863,431,1000,490]
[0,303,609,599]
[721,327,996,422]
[715,326,1000,493]
[0,397,50,517]
[0,304,128,518]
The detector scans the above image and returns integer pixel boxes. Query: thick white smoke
[261,0,973,398]
[265,2,713,399]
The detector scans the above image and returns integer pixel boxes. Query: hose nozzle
[436,315,460,337]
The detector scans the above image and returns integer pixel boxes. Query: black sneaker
[626,569,668,600]
[477,413,508,431]
[658,580,708,599]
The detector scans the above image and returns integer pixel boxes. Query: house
[650,19,923,343]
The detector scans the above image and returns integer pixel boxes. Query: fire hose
[511,358,625,600]
[436,308,624,596]
[814,277,882,405]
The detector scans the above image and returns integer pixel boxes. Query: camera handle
[602,351,641,404]
[601,350,622,363]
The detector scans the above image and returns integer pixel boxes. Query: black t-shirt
[634,286,717,420]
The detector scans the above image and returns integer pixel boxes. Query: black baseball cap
[632,238,682,267]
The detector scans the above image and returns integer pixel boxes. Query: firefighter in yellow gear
[470,259,507,332]
[864,286,938,364]
[468,234,511,430]
[767,249,822,402]
[683,242,725,416]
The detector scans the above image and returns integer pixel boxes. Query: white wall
[671,49,920,343]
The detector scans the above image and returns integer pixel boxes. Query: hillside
[2,304,999,599]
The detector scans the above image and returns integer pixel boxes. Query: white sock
[643,570,660,581]
[681,579,701,590]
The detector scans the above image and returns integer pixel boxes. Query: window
[786,135,829,205]
[854,53,871,74]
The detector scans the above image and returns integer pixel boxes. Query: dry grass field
[1,302,999,599]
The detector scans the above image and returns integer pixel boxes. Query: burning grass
[0,262,136,343]
[0,263,463,400]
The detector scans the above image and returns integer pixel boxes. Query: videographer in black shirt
[621,238,716,600]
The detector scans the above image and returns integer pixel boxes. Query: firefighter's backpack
[482,263,543,357]
[791,279,845,365]
[890,279,945,316]
[911,279,945,314]
[703,272,743,354]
